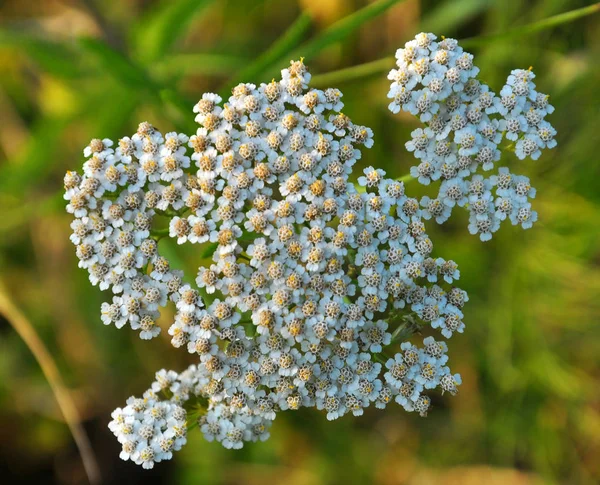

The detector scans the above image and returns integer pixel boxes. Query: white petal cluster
[65,126,189,340]
[67,58,469,466]
[108,389,187,469]
[388,33,556,240]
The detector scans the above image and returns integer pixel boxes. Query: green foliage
[79,37,153,88]
[286,0,406,62]
[0,30,84,80]
[223,12,312,95]
[133,0,217,63]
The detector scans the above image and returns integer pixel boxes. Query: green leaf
[0,192,64,233]
[89,88,141,139]
[0,88,140,197]
[134,0,216,63]
[159,89,197,133]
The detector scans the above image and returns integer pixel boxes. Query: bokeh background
[1,0,599,483]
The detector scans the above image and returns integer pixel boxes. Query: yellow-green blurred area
[1,0,599,483]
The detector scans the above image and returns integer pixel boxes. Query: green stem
[158,208,182,217]
[390,323,406,343]
[186,416,202,431]
[151,227,170,237]
[460,3,600,48]
[373,354,387,365]
[501,142,515,152]
[398,173,415,183]
[311,56,394,87]
[309,4,600,87]
[153,53,245,78]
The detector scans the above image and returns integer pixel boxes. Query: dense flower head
[388,33,556,240]
[66,56,471,466]
[108,386,187,469]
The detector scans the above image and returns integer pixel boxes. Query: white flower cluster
[64,127,187,340]
[108,387,187,469]
[67,58,468,467]
[388,33,556,241]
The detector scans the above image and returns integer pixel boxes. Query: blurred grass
[0,0,599,484]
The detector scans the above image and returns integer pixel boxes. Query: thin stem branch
[310,4,600,87]
[0,282,101,485]
[398,173,415,183]
[151,227,170,237]
[460,3,600,48]
[311,56,394,87]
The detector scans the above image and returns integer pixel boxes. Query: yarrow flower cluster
[109,384,187,469]
[63,36,552,468]
[388,33,556,240]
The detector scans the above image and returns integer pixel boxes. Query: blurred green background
[1,0,599,484]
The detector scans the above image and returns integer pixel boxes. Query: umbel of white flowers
[388,33,556,240]
[63,32,554,469]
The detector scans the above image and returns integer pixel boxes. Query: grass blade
[222,12,312,94]
[420,0,491,34]
[460,2,600,47]
[78,37,194,122]
[0,87,139,197]
[287,0,405,63]
[153,52,246,77]
[311,56,393,87]
[0,283,101,485]
[223,0,403,90]
[0,30,83,80]
[78,37,152,88]
[0,117,70,195]
[134,0,216,63]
